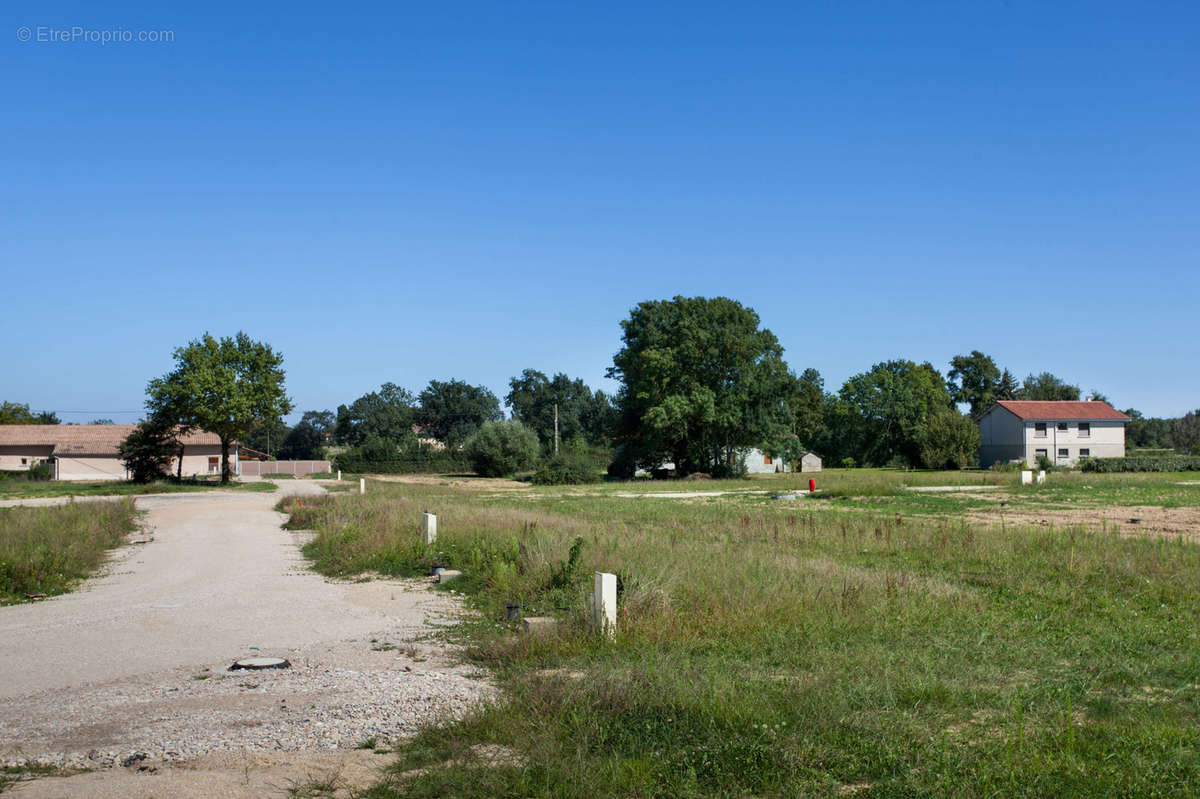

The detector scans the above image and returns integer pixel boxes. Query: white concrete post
[421,512,438,545]
[593,572,617,639]
[359,478,365,495]
[337,470,341,481]
[1036,470,1046,484]
[1021,470,1033,485]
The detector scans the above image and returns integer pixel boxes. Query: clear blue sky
[3,1,1197,422]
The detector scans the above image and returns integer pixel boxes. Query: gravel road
[0,481,491,795]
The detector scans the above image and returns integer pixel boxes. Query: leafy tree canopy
[505,369,615,448]
[995,369,1020,401]
[415,379,503,447]
[146,332,292,482]
[607,296,793,476]
[946,350,1001,416]
[916,408,980,469]
[464,420,540,477]
[118,418,181,483]
[1019,372,1081,402]
[279,410,334,460]
[837,360,954,467]
[335,383,416,446]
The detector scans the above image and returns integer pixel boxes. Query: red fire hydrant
[809,478,816,492]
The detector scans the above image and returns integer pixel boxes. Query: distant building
[0,425,232,481]
[976,401,1129,468]
[743,448,822,474]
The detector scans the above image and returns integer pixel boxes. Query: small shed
[742,448,822,474]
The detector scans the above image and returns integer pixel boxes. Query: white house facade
[976,401,1129,468]
[742,448,822,474]
[0,425,234,481]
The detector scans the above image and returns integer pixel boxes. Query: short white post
[1036,470,1046,484]
[337,470,341,481]
[421,512,438,545]
[593,572,617,639]
[359,478,365,495]
[1021,470,1033,485]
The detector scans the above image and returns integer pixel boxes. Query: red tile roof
[992,401,1130,421]
[0,425,223,456]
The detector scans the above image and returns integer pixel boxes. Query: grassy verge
[0,499,139,603]
[284,475,1200,797]
[0,479,276,500]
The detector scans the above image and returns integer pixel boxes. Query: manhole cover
[229,657,291,671]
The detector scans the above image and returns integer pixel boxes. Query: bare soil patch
[967,504,1200,539]
[367,474,530,491]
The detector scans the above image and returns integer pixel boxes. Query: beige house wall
[173,445,235,477]
[0,445,55,471]
[1023,420,1124,466]
[56,456,127,481]
[978,407,1126,467]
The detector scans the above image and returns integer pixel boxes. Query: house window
[1058,448,1069,458]
[1057,422,1068,431]
[763,455,772,465]
[1035,448,1047,459]
[20,458,27,465]
[1034,423,1047,438]
[1078,422,1090,437]
[1080,448,1090,457]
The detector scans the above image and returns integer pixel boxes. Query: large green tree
[279,410,334,460]
[118,418,181,483]
[995,369,1020,401]
[146,332,292,482]
[415,379,503,447]
[916,408,981,469]
[838,360,954,467]
[505,369,615,448]
[946,350,1001,416]
[607,296,794,476]
[0,402,39,424]
[335,383,417,446]
[1019,372,1081,401]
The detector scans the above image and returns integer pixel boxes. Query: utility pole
[553,402,559,455]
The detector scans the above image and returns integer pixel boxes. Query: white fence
[238,460,332,476]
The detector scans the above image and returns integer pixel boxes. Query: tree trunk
[176,443,184,481]
[221,437,231,484]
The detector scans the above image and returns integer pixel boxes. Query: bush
[916,408,980,469]
[463,420,540,477]
[118,419,181,483]
[532,451,603,485]
[26,462,53,482]
[332,451,473,474]
[1079,456,1200,473]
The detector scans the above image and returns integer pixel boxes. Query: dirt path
[0,482,490,797]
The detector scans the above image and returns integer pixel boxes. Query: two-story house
[976,400,1129,468]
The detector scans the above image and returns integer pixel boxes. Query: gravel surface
[0,482,493,775]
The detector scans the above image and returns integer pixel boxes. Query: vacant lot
[0,500,139,603]
[282,469,1200,797]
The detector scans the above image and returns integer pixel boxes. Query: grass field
[283,470,1200,797]
[0,499,139,604]
[0,478,276,500]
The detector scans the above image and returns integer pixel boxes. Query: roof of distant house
[0,425,223,456]
[990,401,1131,422]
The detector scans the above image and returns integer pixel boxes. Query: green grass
[0,478,276,500]
[0,499,139,603]
[285,472,1200,797]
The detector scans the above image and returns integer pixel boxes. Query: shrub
[916,408,980,469]
[1079,456,1200,473]
[26,462,53,482]
[532,451,602,485]
[118,419,181,483]
[463,420,540,477]
[332,451,473,474]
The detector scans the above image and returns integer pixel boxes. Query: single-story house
[976,400,1129,468]
[743,448,822,474]
[0,425,234,481]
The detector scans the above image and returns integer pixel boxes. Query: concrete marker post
[1037,470,1046,484]
[337,470,341,481]
[594,571,617,639]
[421,512,438,545]
[1021,470,1033,485]
[359,478,365,495]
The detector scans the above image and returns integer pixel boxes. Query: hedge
[1078,456,1200,473]
[332,452,474,474]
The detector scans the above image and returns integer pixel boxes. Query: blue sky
[3,1,1197,422]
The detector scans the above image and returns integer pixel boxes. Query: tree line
[14,297,1198,484]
